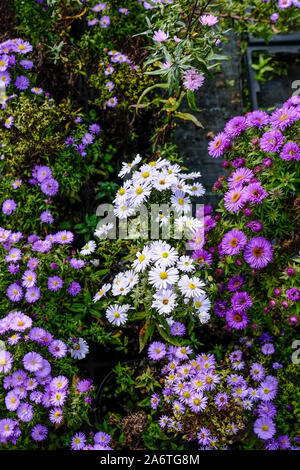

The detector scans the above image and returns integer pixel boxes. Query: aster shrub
[78,153,220,350]
[201,97,300,333]
[0,312,95,449]
[145,339,299,450]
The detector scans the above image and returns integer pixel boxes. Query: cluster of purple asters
[29,165,59,197]
[70,430,112,450]
[0,38,42,110]
[64,121,101,157]
[0,221,85,305]
[147,341,298,450]
[208,96,300,160]
[0,311,93,446]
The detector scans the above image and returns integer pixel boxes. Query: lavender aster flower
[244,237,273,269]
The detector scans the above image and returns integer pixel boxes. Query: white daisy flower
[155,212,170,226]
[132,247,152,272]
[152,289,177,315]
[94,223,114,239]
[132,164,158,184]
[118,154,142,178]
[172,178,190,194]
[181,171,202,180]
[129,182,152,207]
[198,311,210,324]
[171,191,191,214]
[151,242,179,268]
[165,163,182,176]
[69,338,89,360]
[90,259,100,266]
[184,182,205,197]
[148,266,179,290]
[113,180,132,204]
[193,295,211,312]
[114,203,136,219]
[93,283,111,303]
[80,240,97,255]
[178,275,205,298]
[153,171,176,191]
[124,270,139,287]
[177,255,195,273]
[112,280,132,297]
[106,304,130,326]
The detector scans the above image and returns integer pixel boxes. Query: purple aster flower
[40,178,59,196]
[261,343,275,355]
[2,199,17,215]
[22,270,37,288]
[259,129,284,153]
[47,276,64,292]
[247,221,263,232]
[278,435,291,450]
[197,427,211,445]
[245,183,268,204]
[15,75,30,90]
[20,59,34,69]
[214,392,228,409]
[221,229,247,255]
[228,167,254,188]
[286,287,300,301]
[170,321,186,336]
[226,309,248,330]
[192,248,212,267]
[257,402,277,419]
[270,13,279,23]
[5,390,20,411]
[246,110,269,128]
[77,379,92,393]
[67,281,81,296]
[183,69,205,91]
[244,237,273,269]
[17,402,34,422]
[25,286,40,303]
[23,352,43,372]
[69,258,85,269]
[7,283,23,302]
[82,132,94,145]
[208,132,231,158]
[214,299,227,317]
[31,424,48,441]
[231,291,253,311]
[8,263,19,274]
[100,15,111,28]
[224,116,247,138]
[94,431,111,446]
[250,363,265,381]
[258,376,278,401]
[228,275,245,292]
[48,340,68,358]
[280,141,300,161]
[150,393,160,410]
[49,408,63,424]
[40,211,54,223]
[55,230,74,244]
[224,186,248,213]
[71,432,86,450]
[27,257,39,270]
[5,248,22,263]
[0,350,14,374]
[88,123,101,134]
[153,29,169,42]
[254,417,276,440]
[148,341,166,360]
[270,106,297,130]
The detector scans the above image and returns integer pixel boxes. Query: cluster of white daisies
[79,155,211,329]
[113,154,205,220]
[92,238,211,327]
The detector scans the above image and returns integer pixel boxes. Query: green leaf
[173,111,203,128]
